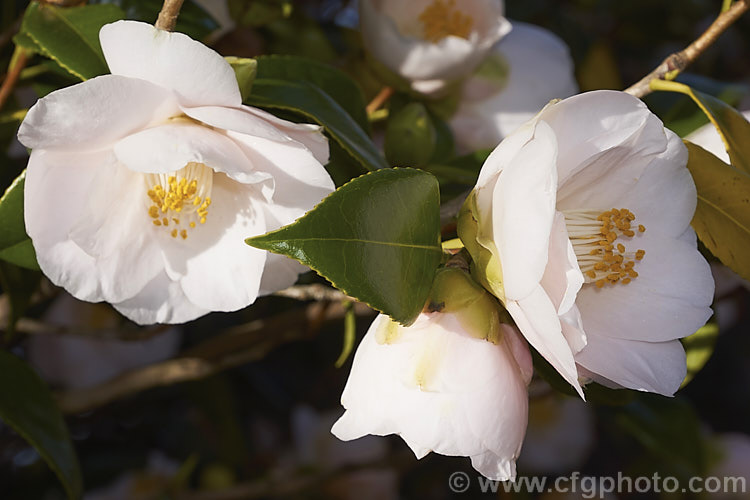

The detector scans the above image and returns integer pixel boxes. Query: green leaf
[0,351,83,499]
[246,78,388,172]
[652,79,750,173]
[680,321,719,388]
[20,2,124,81]
[645,74,747,138]
[683,142,750,281]
[0,171,39,270]
[247,168,442,325]
[384,102,436,167]
[225,56,257,101]
[254,55,370,132]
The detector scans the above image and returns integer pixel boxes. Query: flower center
[145,162,213,240]
[563,208,646,288]
[418,0,473,43]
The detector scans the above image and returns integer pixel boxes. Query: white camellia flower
[332,268,532,481]
[450,22,578,150]
[18,20,334,325]
[459,90,714,396]
[360,0,511,94]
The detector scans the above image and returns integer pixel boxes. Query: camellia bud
[456,190,505,303]
[384,102,437,167]
[425,266,506,343]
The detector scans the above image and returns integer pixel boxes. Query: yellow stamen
[564,207,646,289]
[418,0,473,43]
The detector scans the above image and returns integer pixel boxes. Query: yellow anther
[635,249,645,260]
[418,0,473,43]
[596,279,606,288]
[617,243,625,253]
[638,224,646,233]
[144,162,214,240]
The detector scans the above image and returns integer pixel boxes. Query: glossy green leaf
[683,142,750,281]
[652,79,750,173]
[0,172,39,270]
[20,1,124,81]
[0,351,83,499]
[254,55,370,132]
[681,321,719,388]
[384,102,436,167]
[246,78,387,172]
[246,168,442,325]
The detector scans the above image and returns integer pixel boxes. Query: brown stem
[366,86,394,115]
[0,49,28,112]
[154,0,185,32]
[624,0,750,98]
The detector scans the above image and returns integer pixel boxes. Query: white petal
[577,131,694,239]
[332,312,528,481]
[241,106,330,164]
[113,122,265,184]
[489,120,558,300]
[162,175,268,312]
[360,0,509,83]
[575,234,714,343]
[540,212,584,316]
[256,205,311,295]
[99,20,241,107]
[450,22,578,150]
[18,75,177,152]
[541,91,668,191]
[25,150,106,302]
[575,336,687,396]
[68,162,164,303]
[506,285,584,397]
[113,271,209,324]
[227,130,335,213]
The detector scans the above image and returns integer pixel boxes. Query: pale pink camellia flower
[360,0,511,94]
[18,20,334,325]
[332,269,533,481]
[459,90,714,396]
[449,22,578,151]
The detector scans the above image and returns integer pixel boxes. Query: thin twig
[155,0,185,32]
[0,48,28,112]
[56,302,374,414]
[366,86,394,115]
[624,0,749,98]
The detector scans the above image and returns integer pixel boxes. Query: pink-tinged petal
[99,20,241,107]
[227,131,335,213]
[542,91,668,190]
[506,285,584,397]
[575,336,687,396]
[490,120,558,300]
[18,75,177,152]
[332,312,528,481]
[68,162,164,303]
[113,122,267,185]
[501,323,533,385]
[25,150,106,302]
[161,174,268,312]
[113,271,209,325]
[575,234,714,343]
[450,22,578,150]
